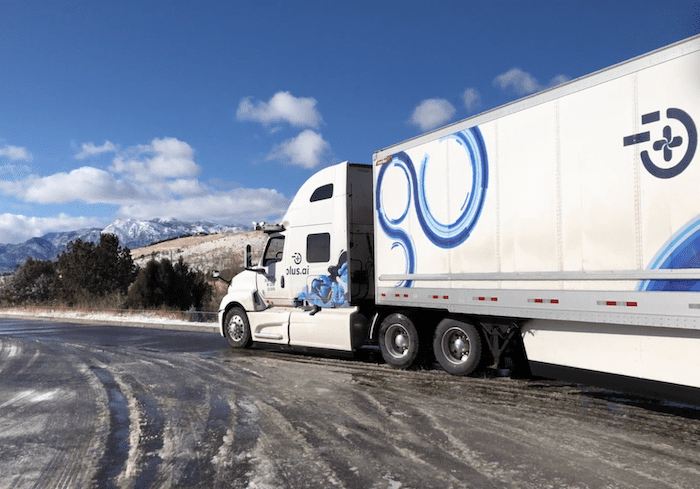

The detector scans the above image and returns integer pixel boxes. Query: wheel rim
[441,327,470,365]
[384,323,410,359]
[227,314,246,342]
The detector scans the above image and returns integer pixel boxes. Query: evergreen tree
[2,259,56,305]
[54,234,136,305]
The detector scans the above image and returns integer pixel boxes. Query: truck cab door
[257,234,293,307]
[247,234,292,345]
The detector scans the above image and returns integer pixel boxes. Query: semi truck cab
[217,162,374,352]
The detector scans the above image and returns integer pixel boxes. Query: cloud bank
[0,136,291,243]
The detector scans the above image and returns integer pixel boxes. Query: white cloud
[409,98,457,131]
[549,74,571,87]
[494,68,571,96]
[266,130,332,169]
[1,137,200,205]
[161,178,207,197]
[147,137,199,177]
[0,213,104,244]
[111,137,200,182]
[0,167,142,204]
[462,88,482,113]
[117,187,290,223]
[0,145,32,162]
[494,68,541,96]
[237,91,323,129]
[75,141,118,159]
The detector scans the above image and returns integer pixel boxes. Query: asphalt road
[1,317,699,488]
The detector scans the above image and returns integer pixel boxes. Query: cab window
[307,233,330,263]
[263,237,285,266]
[310,184,333,202]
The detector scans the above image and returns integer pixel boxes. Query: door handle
[281,276,285,288]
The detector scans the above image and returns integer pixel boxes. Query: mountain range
[0,218,246,274]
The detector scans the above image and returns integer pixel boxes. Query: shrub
[125,257,212,311]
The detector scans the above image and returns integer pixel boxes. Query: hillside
[0,218,247,274]
[131,230,268,274]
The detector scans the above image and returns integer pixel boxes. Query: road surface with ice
[0,317,699,488]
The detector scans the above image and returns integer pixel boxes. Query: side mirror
[244,244,265,273]
[245,244,253,269]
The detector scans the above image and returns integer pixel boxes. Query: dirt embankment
[130,231,267,273]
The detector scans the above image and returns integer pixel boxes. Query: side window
[310,183,333,202]
[263,236,285,266]
[306,233,330,263]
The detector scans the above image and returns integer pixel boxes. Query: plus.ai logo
[623,108,697,179]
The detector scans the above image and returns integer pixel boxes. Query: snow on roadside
[0,307,218,330]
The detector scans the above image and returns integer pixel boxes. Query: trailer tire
[224,306,252,348]
[378,313,419,369]
[433,319,481,376]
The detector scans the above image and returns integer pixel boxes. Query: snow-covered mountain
[0,218,247,274]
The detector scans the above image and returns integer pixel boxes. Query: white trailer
[217,35,700,401]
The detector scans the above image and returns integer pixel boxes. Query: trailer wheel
[433,319,481,376]
[378,313,419,369]
[224,306,252,348]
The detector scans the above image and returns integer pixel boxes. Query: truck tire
[433,319,481,376]
[378,313,419,369]
[224,306,252,348]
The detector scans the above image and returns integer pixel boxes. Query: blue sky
[0,0,698,244]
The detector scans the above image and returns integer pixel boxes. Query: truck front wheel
[378,313,419,369]
[224,306,252,348]
[433,319,482,376]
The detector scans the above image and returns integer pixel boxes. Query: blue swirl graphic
[376,127,489,287]
[375,153,416,287]
[639,215,700,291]
[297,252,350,307]
[416,130,489,247]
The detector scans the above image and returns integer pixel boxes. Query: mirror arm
[211,270,231,285]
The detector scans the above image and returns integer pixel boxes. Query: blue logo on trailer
[376,127,489,287]
[623,107,697,179]
[624,107,700,291]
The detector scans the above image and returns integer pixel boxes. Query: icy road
[0,318,699,488]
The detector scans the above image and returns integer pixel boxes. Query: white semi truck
[217,35,700,400]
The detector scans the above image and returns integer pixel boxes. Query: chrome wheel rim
[384,323,410,359]
[441,327,470,365]
[227,314,246,342]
